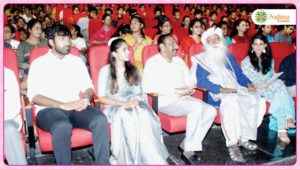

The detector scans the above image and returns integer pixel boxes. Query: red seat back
[3,48,27,153]
[89,18,102,40]
[29,46,80,65]
[142,45,159,66]
[269,42,295,72]
[228,43,250,65]
[188,43,204,68]
[144,28,158,39]
[4,48,20,82]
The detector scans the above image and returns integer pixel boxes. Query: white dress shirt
[142,53,194,108]
[27,50,94,114]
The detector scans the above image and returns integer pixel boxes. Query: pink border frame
[0,0,299,169]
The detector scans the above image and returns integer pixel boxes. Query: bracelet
[83,96,91,102]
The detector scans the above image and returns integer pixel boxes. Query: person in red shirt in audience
[89,14,116,45]
[230,19,249,43]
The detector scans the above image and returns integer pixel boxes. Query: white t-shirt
[27,50,94,114]
[71,37,87,50]
[77,16,89,31]
[71,37,87,64]
[20,14,36,23]
[4,67,22,129]
[142,53,194,108]
[9,39,20,51]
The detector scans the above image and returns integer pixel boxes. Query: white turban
[201,27,224,46]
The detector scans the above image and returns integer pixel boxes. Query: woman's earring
[251,49,254,53]
[263,49,266,53]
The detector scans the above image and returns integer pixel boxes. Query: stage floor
[30,116,296,165]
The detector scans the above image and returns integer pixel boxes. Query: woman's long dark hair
[248,33,273,74]
[155,15,171,35]
[109,38,140,94]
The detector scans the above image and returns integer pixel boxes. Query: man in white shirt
[27,24,109,164]
[4,67,27,165]
[142,34,216,164]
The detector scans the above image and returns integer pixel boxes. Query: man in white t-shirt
[27,24,109,165]
[143,34,216,165]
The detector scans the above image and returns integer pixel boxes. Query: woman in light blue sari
[97,38,169,164]
[241,34,295,143]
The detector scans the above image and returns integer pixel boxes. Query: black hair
[109,38,140,94]
[5,24,16,34]
[102,13,111,21]
[105,8,113,15]
[71,24,83,38]
[46,24,70,40]
[157,33,172,52]
[88,6,98,14]
[111,23,132,37]
[248,34,272,74]
[217,21,228,29]
[72,5,80,12]
[27,19,41,31]
[155,15,171,35]
[194,9,202,15]
[209,11,217,18]
[230,19,247,37]
[172,9,180,16]
[188,19,202,35]
[181,15,191,28]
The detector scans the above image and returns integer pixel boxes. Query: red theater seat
[142,45,190,133]
[228,43,250,65]
[3,48,27,162]
[269,42,295,72]
[188,43,204,68]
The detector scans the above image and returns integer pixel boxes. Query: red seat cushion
[157,112,186,133]
[37,128,93,152]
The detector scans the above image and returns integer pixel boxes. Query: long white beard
[204,43,228,70]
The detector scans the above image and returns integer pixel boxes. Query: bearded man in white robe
[191,27,266,163]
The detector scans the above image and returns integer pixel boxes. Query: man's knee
[51,121,72,134]
[89,112,108,131]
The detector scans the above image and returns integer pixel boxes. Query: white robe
[195,55,266,146]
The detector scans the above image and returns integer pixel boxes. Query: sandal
[278,131,290,143]
[239,141,258,151]
[228,144,245,163]
[286,118,296,129]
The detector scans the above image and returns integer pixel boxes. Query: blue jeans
[36,106,109,164]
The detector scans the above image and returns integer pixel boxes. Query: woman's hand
[254,82,269,89]
[122,98,139,108]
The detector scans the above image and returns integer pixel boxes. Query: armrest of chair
[22,95,37,164]
[195,86,208,102]
[147,93,159,113]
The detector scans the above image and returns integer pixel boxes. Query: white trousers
[219,92,266,147]
[159,96,216,151]
[4,120,27,165]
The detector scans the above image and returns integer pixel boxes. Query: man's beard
[204,43,228,68]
